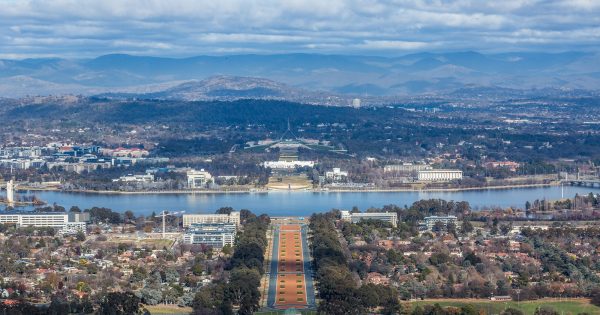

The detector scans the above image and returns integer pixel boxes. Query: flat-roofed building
[183,212,240,227]
[0,212,69,227]
[59,222,87,235]
[417,169,463,181]
[325,168,348,182]
[424,215,458,230]
[112,174,154,183]
[262,160,314,169]
[187,169,213,188]
[384,163,432,173]
[340,210,398,227]
[183,223,236,248]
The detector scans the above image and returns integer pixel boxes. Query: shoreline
[18,182,561,195]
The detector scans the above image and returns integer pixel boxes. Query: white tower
[6,180,15,204]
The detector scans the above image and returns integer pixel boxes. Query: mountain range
[0,51,599,99]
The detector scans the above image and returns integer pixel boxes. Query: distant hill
[0,52,599,98]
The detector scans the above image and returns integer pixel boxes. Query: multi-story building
[187,169,213,188]
[112,174,155,183]
[417,169,463,181]
[384,163,432,174]
[340,211,398,227]
[59,222,87,235]
[183,223,237,248]
[424,215,458,230]
[183,212,241,227]
[68,212,91,223]
[325,168,348,182]
[0,212,69,227]
[262,160,315,169]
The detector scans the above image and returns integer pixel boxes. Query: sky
[1,0,600,59]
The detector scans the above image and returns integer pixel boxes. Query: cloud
[0,0,598,58]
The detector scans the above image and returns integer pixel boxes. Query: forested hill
[1,97,600,162]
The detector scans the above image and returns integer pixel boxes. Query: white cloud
[0,0,598,58]
[357,40,431,50]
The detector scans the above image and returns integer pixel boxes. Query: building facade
[340,211,398,227]
[325,168,348,182]
[384,163,432,173]
[417,169,463,181]
[59,222,87,235]
[424,215,458,230]
[183,223,236,248]
[187,169,213,188]
[262,160,315,169]
[0,213,69,227]
[183,212,241,228]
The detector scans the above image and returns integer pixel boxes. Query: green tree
[98,291,142,315]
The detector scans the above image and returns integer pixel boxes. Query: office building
[340,211,398,227]
[325,168,348,182]
[352,98,361,108]
[424,215,458,230]
[417,169,463,181]
[68,212,91,223]
[187,169,213,188]
[183,223,236,248]
[183,212,240,227]
[0,212,69,227]
[384,163,432,173]
[112,174,155,183]
[59,222,87,235]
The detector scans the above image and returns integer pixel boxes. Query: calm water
[10,185,598,216]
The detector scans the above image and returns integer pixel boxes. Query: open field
[411,298,600,314]
[266,175,312,190]
[143,304,192,315]
[105,237,175,249]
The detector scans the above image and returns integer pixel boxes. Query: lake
[11,185,599,216]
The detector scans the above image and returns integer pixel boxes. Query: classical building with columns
[417,169,463,182]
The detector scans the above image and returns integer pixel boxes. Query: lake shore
[19,182,559,195]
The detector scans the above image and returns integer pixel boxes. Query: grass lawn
[143,304,192,315]
[410,298,600,315]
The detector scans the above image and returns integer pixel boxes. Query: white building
[384,163,432,173]
[183,212,241,228]
[325,168,348,182]
[183,223,236,248]
[417,169,463,181]
[0,212,69,227]
[340,211,398,227]
[262,160,315,169]
[112,174,155,183]
[187,169,213,188]
[424,215,458,230]
[352,98,361,108]
[59,222,87,235]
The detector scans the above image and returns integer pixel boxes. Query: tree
[227,268,261,315]
[591,288,600,307]
[534,307,559,315]
[75,230,86,241]
[192,263,204,276]
[98,291,142,315]
[502,308,524,315]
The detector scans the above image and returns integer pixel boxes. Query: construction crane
[159,210,185,238]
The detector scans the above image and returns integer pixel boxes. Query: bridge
[563,179,600,188]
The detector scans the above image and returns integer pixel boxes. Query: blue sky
[1,0,599,59]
